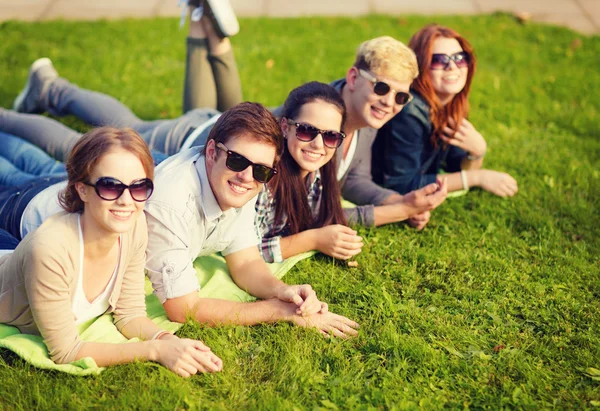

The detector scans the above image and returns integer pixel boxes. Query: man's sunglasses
[285,119,346,149]
[216,142,277,183]
[358,69,412,105]
[85,177,154,202]
[430,52,470,70]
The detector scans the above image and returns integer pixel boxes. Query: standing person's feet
[13,58,58,114]
[180,0,239,37]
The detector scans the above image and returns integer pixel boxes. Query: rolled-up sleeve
[343,205,376,227]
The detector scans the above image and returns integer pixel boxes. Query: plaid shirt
[255,171,322,263]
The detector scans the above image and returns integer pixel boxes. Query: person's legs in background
[0,109,82,162]
[183,0,243,113]
[0,132,66,177]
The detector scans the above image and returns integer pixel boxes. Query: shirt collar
[307,169,322,190]
[195,155,223,223]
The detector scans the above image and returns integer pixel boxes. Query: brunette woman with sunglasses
[0,127,222,377]
[372,24,518,197]
[255,81,363,262]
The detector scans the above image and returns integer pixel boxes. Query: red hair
[408,24,476,146]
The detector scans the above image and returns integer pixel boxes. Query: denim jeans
[0,132,67,187]
[0,228,19,250]
[0,176,66,239]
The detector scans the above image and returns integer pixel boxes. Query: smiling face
[429,37,469,104]
[282,100,343,179]
[205,134,277,211]
[76,148,148,236]
[346,67,412,130]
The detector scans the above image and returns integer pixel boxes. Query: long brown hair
[271,81,347,235]
[409,24,476,146]
[59,127,154,213]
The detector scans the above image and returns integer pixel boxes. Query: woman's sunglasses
[216,142,277,183]
[430,52,470,70]
[358,69,412,105]
[85,177,154,202]
[286,119,346,149]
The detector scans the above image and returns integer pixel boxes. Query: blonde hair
[354,36,419,82]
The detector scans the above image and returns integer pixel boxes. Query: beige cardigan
[0,212,148,364]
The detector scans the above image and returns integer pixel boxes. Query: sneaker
[204,0,239,38]
[13,57,58,114]
[178,0,239,37]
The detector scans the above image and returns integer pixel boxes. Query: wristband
[467,149,486,161]
[151,330,172,340]
[460,170,469,191]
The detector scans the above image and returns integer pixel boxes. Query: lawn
[0,13,599,410]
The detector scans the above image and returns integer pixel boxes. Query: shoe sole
[205,0,239,37]
[13,57,53,112]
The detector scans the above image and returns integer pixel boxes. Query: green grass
[1,13,599,410]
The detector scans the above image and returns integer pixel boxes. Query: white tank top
[72,215,121,325]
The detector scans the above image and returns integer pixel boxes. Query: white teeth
[303,150,322,159]
[229,182,249,194]
[444,75,459,81]
[373,107,385,114]
[111,211,132,217]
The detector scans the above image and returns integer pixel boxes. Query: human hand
[156,338,223,377]
[478,170,518,197]
[441,118,487,158]
[290,310,359,339]
[401,178,447,217]
[407,211,430,230]
[314,224,363,260]
[277,284,323,317]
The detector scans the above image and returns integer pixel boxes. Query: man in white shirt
[145,102,358,338]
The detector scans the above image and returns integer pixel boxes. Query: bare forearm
[75,340,159,367]
[231,259,287,301]
[193,298,292,326]
[461,156,484,170]
[373,204,410,226]
[440,169,483,192]
[279,229,318,260]
[120,316,166,341]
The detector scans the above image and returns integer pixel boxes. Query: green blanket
[0,252,314,376]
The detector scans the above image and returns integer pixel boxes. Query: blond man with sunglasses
[273,36,448,234]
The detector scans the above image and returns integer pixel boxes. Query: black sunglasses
[216,142,277,183]
[358,69,412,105]
[285,119,346,149]
[430,52,470,70]
[85,177,154,202]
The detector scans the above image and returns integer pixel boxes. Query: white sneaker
[178,0,239,37]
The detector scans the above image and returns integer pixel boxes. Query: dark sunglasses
[285,119,346,149]
[358,69,412,105]
[216,142,277,183]
[430,52,470,70]
[85,177,154,202]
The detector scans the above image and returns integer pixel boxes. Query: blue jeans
[0,132,67,187]
[0,228,19,250]
[0,176,65,239]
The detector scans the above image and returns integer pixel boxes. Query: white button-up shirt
[144,147,259,303]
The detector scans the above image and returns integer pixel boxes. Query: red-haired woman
[372,24,518,197]
[0,127,222,377]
